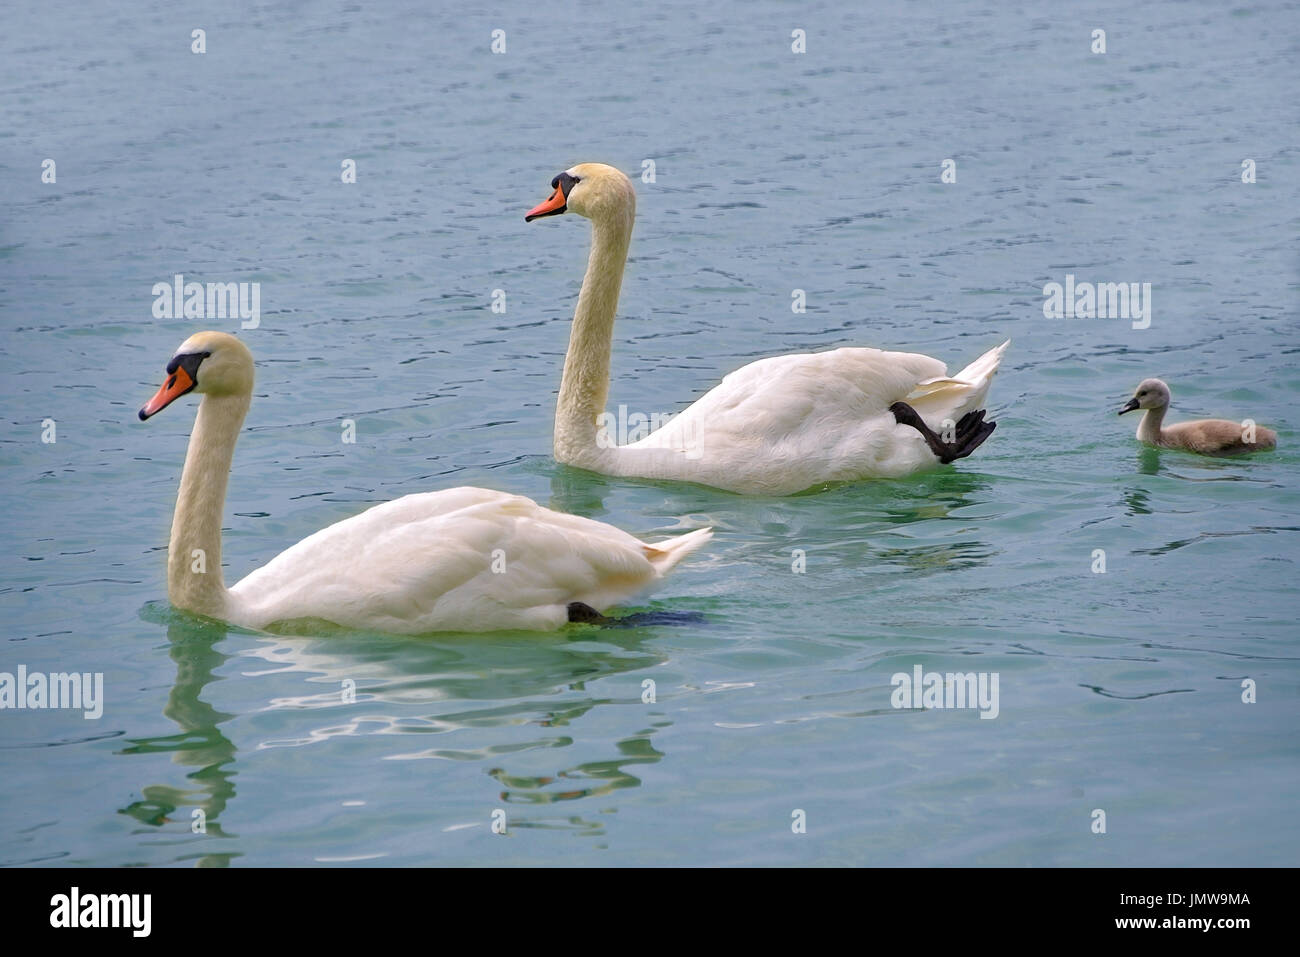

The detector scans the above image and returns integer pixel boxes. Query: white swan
[525,163,1010,495]
[1119,378,1278,455]
[138,332,712,634]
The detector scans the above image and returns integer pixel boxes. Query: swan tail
[952,338,1010,388]
[905,339,1009,423]
[643,527,713,577]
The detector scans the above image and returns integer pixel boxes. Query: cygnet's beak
[1118,397,1140,416]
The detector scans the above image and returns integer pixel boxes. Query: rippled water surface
[2,0,1298,866]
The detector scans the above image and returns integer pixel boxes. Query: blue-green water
[2,0,1298,866]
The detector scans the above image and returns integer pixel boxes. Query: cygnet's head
[139,331,254,420]
[1119,378,1171,416]
[524,163,635,225]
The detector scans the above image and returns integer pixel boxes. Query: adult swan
[526,163,1009,495]
[139,332,711,633]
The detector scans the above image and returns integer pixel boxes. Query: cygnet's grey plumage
[1118,378,1277,455]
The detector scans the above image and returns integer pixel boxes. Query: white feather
[228,488,711,633]
[605,342,1009,494]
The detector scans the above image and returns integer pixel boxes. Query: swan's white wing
[228,487,702,633]
[664,348,946,436]
[609,343,1010,493]
[617,348,954,492]
[903,339,1010,424]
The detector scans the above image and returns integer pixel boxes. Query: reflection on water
[118,602,681,853]
[250,627,673,838]
[549,454,992,517]
[1135,445,1163,477]
[118,610,240,867]
[830,468,990,517]
[1120,447,1163,514]
[489,728,666,805]
[1135,443,1270,482]
[1133,525,1293,557]
[548,464,617,518]
[1124,442,1280,516]
[1123,484,1152,517]
[241,626,666,708]
[873,540,994,573]
[128,612,678,843]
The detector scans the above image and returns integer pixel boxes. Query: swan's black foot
[889,402,998,464]
[567,602,611,625]
[948,412,997,462]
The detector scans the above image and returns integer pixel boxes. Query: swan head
[1119,378,1170,415]
[525,163,634,225]
[139,331,254,420]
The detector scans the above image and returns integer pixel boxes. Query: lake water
[2,0,1297,866]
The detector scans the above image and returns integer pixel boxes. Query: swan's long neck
[1137,405,1166,444]
[167,392,249,618]
[554,204,634,467]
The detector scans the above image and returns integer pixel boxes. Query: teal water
[2,0,1298,866]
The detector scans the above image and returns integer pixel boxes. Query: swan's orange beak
[525,186,567,222]
[139,365,196,420]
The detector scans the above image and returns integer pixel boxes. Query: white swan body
[228,487,711,632]
[526,163,1009,496]
[139,332,711,634]
[594,343,1008,495]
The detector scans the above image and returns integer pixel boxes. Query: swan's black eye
[552,172,581,198]
[165,350,211,378]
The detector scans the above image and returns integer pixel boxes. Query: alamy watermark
[1,666,103,719]
[891,665,999,719]
[596,404,702,459]
[1042,274,1151,329]
[152,273,260,329]
[50,887,150,937]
